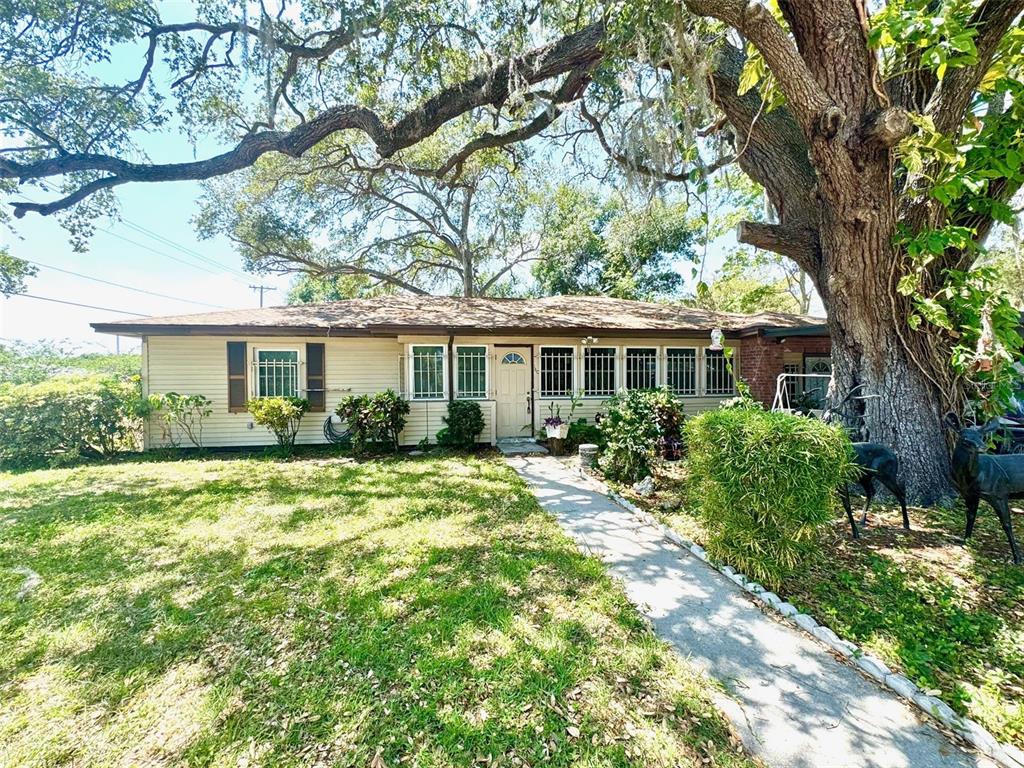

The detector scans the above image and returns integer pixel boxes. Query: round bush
[685,407,855,589]
[437,400,485,449]
[247,396,310,454]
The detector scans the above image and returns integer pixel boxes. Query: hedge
[685,407,855,589]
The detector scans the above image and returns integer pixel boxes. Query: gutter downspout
[447,333,455,403]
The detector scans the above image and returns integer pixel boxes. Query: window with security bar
[704,349,735,396]
[783,363,800,404]
[456,346,487,399]
[666,348,697,396]
[540,347,573,397]
[256,350,300,398]
[412,345,445,399]
[624,347,657,390]
[584,347,617,396]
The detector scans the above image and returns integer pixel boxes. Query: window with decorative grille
[666,348,697,396]
[411,345,445,399]
[584,347,616,396]
[704,350,735,396]
[456,346,487,399]
[256,350,299,398]
[624,347,657,390]
[540,347,573,397]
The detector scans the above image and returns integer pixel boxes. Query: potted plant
[545,402,569,439]
[545,393,584,440]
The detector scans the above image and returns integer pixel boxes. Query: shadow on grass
[781,501,1024,745]
[0,455,750,767]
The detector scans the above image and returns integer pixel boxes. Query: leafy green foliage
[436,399,485,449]
[978,233,1024,308]
[336,390,410,454]
[532,187,694,300]
[685,408,855,589]
[599,389,685,483]
[690,248,808,314]
[200,130,536,298]
[247,397,310,454]
[149,392,214,449]
[0,341,140,385]
[287,273,396,303]
[0,248,36,296]
[0,376,145,467]
[566,418,605,452]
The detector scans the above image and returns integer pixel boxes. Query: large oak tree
[2,0,1022,499]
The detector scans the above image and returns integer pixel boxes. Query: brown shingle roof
[91,295,826,337]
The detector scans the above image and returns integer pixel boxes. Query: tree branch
[6,21,606,217]
[859,106,913,148]
[737,220,820,273]
[683,0,831,134]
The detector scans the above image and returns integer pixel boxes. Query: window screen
[624,347,657,390]
[666,348,696,396]
[457,346,487,399]
[412,346,445,399]
[256,350,299,398]
[540,347,573,398]
[583,348,616,397]
[704,350,735,396]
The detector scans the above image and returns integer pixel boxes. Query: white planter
[545,423,569,439]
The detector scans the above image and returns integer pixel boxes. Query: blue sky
[0,179,294,352]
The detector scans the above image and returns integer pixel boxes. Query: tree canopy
[531,186,695,301]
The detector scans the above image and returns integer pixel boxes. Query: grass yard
[0,453,754,768]
[629,462,1024,751]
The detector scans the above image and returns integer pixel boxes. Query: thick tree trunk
[826,309,953,504]
[816,206,954,503]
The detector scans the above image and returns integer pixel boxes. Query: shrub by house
[335,390,410,454]
[599,389,685,483]
[436,400,485,449]
[247,396,310,454]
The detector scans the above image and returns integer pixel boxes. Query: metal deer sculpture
[944,414,1024,565]
[823,386,909,539]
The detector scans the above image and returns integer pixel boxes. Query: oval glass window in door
[501,352,526,365]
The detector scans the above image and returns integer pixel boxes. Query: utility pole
[249,284,276,307]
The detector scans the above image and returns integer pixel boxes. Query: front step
[496,440,549,456]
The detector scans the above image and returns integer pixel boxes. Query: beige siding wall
[145,335,402,448]
[142,333,738,449]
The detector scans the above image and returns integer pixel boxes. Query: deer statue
[838,444,909,539]
[822,386,909,538]
[944,414,1023,565]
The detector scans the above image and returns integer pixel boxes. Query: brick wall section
[739,334,832,406]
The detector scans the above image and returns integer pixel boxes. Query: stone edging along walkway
[579,470,1024,768]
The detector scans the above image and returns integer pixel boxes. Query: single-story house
[92,295,832,448]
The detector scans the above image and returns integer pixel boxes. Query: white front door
[495,347,532,438]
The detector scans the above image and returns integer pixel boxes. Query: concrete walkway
[507,454,990,768]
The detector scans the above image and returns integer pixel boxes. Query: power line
[119,219,253,281]
[8,293,151,316]
[13,191,254,288]
[25,259,229,309]
[96,227,232,278]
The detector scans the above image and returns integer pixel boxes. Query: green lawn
[0,453,753,768]
[629,463,1024,750]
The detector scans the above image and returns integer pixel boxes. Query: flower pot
[546,423,569,439]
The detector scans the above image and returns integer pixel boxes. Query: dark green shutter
[227,341,247,412]
[306,342,325,411]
